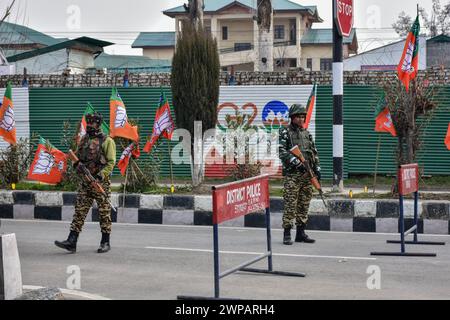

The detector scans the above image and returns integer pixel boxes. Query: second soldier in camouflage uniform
[55,112,116,254]
[279,104,321,245]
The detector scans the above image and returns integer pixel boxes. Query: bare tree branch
[0,0,16,27]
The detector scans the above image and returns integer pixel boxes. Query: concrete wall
[143,48,175,61]
[301,45,332,71]
[218,19,254,50]
[4,67,450,87]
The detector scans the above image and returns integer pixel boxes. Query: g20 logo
[217,100,289,131]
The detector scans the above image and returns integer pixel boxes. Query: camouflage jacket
[279,124,320,176]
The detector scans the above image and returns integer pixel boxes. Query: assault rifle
[290,146,329,211]
[68,150,117,213]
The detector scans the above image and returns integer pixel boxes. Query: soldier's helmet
[289,104,307,118]
[86,112,103,125]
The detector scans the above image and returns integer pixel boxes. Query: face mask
[87,125,100,137]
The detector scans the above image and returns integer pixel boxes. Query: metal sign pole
[265,207,273,272]
[213,223,220,299]
[399,194,406,254]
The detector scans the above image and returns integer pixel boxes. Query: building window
[222,26,228,40]
[320,58,333,71]
[205,26,211,36]
[234,43,252,52]
[274,25,285,40]
[307,58,313,70]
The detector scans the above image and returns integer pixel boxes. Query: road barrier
[371,164,445,257]
[178,174,304,300]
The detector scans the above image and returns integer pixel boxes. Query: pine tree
[171,23,220,186]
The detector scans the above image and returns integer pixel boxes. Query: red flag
[375,107,397,137]
[445,123,450,150]
[397,15,420,92]
[27,137,67,185]
[304,83,317,129]
[144,92,175,153]
[110,88,139,142]
[117,143,140,176]
[0,82,16,145]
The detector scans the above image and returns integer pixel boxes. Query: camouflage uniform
[70,133,116,234]
[279,123,320,229]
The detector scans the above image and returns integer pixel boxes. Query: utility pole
[255,0,273,72]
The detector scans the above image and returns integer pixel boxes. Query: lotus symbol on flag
[79,122,86,139]
[154,109,172,135]
[0,106,15,132]
[384,113,394,128]
[401,42,415,74]
[120,145,133,161]
[57,161,64,172]
[32,150,55,175]
[115,106,128,128]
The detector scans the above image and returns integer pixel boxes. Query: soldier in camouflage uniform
[55,112,116,254]
[279,104,321,245]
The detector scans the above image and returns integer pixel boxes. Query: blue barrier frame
[371,165,444,257]
[178,177,305,300]
[386,192,446,247]
[212,207,305,299]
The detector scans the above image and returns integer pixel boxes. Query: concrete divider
[0,233,23,300]
[0,191,448,234]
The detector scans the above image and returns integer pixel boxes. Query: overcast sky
[1,0,438,55]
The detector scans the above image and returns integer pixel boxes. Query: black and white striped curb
[0,191,449,234]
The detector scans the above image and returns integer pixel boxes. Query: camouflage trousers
[282,172,313,229]
[70,179,112,234]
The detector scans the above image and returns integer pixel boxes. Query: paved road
[1,219,450,300]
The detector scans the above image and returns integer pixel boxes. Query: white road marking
[144,246,377,261]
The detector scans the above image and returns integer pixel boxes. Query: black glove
[314,167,322,181]
[76,162,86,175]
[291,158,306,174]
[96,173,104,182]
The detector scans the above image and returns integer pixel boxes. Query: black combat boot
[283,228,294,245]
[97,232,111,253]
[295,225,316,243]
[55,230,78,253]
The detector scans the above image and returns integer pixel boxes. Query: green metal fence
[29,87,191,178]
[317,85,450,178]
[29,85,450,180]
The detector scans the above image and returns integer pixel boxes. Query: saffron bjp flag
[27,137,68,185]
[375,94,397,137]
[110,88,139,142]
[398,15,420,92]
[0,82,16,145]
[77,103,110,144]
[304,83,317,129]
[117,142,141,176]
[144,91,175,154]
[445,123,450,150]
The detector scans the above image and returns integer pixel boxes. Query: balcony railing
[274,40,296,47]
[219,40,295,54]
[219,44,254,54]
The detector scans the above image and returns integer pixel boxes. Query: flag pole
[122,166,128,214]
[373,135,382,196]
[168,138,175,193]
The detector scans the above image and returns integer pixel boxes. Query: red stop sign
[334,0,354,37]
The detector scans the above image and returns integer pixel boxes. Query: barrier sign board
[398,164,419,195]
[212,175,270,224]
